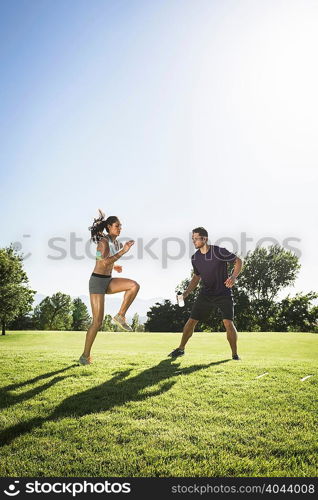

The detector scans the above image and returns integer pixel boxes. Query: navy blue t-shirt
[191,245,237,297]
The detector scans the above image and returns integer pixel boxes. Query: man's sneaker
[78,354,92,365]
[112,314,133,332]
[232,354,241,360]
[168,348,185,358]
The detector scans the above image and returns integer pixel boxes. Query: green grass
[0,330,317,477]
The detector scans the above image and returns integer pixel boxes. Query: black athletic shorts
[190,293,234,321]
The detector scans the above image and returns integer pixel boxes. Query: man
[168,227,243,360]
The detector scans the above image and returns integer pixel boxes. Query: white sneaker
[78,354,93,365]
[112,314,133,332]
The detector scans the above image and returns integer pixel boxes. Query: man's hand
[114,265,122,273]
[224,275,236,288]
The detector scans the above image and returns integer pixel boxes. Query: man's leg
[168,318,199,358]
[169,293,208,357]
[223,319,238,357]
[179,318,199,350]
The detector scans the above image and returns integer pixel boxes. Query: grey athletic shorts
[89,273,112,294]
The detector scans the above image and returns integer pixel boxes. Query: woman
[79,209,139,365]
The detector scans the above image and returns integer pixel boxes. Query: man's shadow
[0,358,230,447]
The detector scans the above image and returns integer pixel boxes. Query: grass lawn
[0,330,317,477]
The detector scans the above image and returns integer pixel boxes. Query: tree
[275,292,318,332]
[72,298,91,331]
[239,245,300,301]
[0,245,36,335]
[101,314,118,332]
[132,317,145,332]
[250,298,280,332]
[230,288,254,332]
[8,312,37,330]
[34,292,73,330]
[144,297,197,332]
[131,313,140,331]
[236,245,301,330]
[136,323,145,332]
[145,300,182,332]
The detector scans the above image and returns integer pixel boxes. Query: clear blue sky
[1,0,317,304]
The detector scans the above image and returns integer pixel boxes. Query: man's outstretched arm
[183,274,201,299]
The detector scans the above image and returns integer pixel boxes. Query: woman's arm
[97,239,134,266]
[97,239,126,266]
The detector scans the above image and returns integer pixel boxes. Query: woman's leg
[106,278,140,317]
[82,294,105,358]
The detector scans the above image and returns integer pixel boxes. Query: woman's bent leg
[106,278,140,317]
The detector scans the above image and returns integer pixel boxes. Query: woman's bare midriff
[93,261,114,275]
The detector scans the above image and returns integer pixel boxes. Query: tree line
[1,244,317,334]
[7,293,144,334]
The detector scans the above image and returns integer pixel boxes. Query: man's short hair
[192,227,208,237]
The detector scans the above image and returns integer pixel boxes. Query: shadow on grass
[0,365,77,411]
[0,358,230,447]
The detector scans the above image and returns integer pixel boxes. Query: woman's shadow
[0,365,77,411]
[0,358,230,447]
